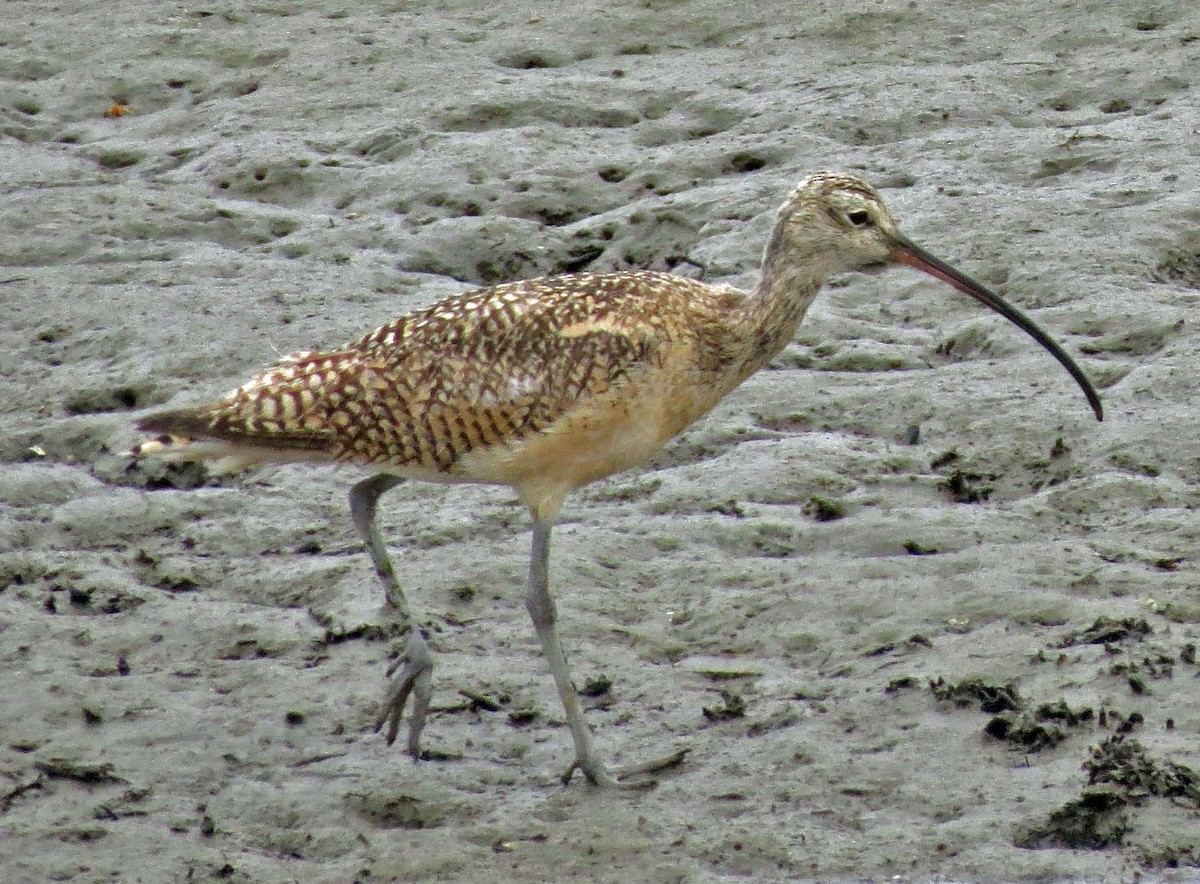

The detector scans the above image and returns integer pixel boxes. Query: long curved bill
[889,233,1103,422]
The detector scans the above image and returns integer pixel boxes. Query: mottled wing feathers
[138,271,702,474]
[337,272,673,471]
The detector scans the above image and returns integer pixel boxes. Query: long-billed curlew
[128,172,1103,787]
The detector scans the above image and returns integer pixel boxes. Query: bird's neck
[719,231,829,382]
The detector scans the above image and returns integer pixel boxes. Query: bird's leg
[349,473,407,609]
[350,473,434,760]
[525,518,688,787]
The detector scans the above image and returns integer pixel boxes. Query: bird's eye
[846,209,871,227]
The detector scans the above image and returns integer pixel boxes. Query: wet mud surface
[2,1,1200,881]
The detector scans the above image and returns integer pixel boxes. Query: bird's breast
[456,365,719,521]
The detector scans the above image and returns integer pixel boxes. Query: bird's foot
[562,745,690,789]
[372,628,434,759]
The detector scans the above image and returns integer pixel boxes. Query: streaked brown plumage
[130,171,1102,787]
[136,270,805,520]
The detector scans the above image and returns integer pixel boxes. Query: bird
[127,171,1103,788]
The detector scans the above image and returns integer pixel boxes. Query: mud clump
[931,679,1096,753]
[1058,616,1153,647]
[1084,735,1200,806]
[930,677,1021,714]
[1015,736,1200,860]
[1015,786,1130,850]
[983,715,1067,753]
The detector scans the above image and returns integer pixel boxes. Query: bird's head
[772,172,902,274]
[764,171,1103,421]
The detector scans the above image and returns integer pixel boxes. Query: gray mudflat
[2,2,1199,881]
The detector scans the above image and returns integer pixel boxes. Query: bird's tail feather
[125,406,335,473]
